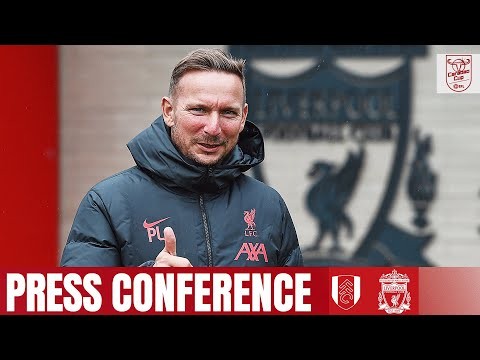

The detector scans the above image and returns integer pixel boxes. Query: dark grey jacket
[60,116,303,267]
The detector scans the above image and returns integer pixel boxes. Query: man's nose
[204,113,221,136]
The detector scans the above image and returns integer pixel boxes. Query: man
[60,48,303,267]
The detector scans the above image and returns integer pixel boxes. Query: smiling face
[162,70,248,166]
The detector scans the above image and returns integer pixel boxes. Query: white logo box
[437,54,480,93]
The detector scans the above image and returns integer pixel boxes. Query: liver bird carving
[305,145,365,254]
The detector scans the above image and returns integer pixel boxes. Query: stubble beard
[171,124,233,167]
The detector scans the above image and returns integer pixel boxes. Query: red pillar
[0,45,58,266]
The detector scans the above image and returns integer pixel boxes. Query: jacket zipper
[199,194,213,266]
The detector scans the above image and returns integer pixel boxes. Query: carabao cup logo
[446,55,472,92]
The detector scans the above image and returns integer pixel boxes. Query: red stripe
[0,45,58,266]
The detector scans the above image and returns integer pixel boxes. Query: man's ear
[161,97,174,127]
[240,103,248,132]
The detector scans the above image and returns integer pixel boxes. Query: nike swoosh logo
[143,217,170,229]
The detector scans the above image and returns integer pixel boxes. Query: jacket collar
[127,116,264,193]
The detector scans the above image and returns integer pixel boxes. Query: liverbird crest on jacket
[244,209,256,230]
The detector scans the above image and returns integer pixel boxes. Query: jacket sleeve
[280,200,304,267]
[60,190,122,266]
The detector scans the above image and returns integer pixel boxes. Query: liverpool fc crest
[378,269,411,314]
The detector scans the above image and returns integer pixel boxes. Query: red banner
[0,267,476,315]
[0,267,480,316]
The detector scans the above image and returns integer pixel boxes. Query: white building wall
[59,45,480,266]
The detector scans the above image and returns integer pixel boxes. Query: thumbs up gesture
[153,227,193,267]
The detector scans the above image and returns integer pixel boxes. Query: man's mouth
[200,143,221,148]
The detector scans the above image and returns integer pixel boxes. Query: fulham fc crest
[331,275,361,310]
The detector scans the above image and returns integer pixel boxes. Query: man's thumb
[163,227,176,255]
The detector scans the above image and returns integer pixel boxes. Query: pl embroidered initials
[143,217,170,242]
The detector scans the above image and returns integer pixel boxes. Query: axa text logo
[234,242,268,262]
[143,217,170,242]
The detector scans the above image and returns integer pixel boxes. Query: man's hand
[153,227,193,267]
